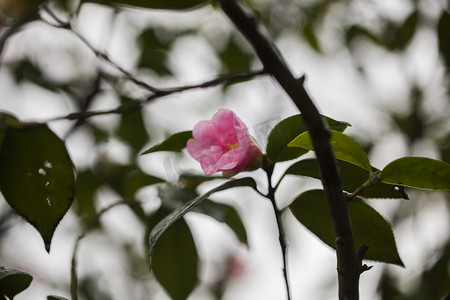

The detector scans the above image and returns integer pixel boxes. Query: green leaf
[149,177,256,268]
[122,170,166,197]
[0,124,75,252]
[152,217,198,300]
[289,190,404,266]
[137,29,173,76]
[218,36,253,73]
[396,11,418,50]
[266,115,350,163]
[117,98,150,152]
[437,11,450,74]
[284,159,408,199]
[141,131,192,155]
[288,130,371,171]
[380,157,450,191]
[0,268,33,299]
[193,200,247,244]
[81,0,209,10]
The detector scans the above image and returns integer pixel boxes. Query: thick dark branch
[218,0,362,298]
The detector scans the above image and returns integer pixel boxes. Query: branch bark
[218,1,363,299]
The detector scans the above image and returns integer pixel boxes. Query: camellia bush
[0,0,449,299]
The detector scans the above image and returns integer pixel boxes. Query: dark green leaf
[74,170,101,223]
[193,200,247,244]
[149,177,256,268]
[266,115,350,163]
[0,124,75,252]
[395,11,419,50]
[141,131,192,155]
[345,25,380,46]
[289,130,371,171]
[303,24,321,52]
[152,217,198,300]
[0,268,33,299]
[218,36,253,73]
[380,157,450,191]
[117,98,150,152]
[137,29,172,76]
[81,0,209,10]
[122,170,165,197]
[289,190,404,266]
[284,159,408,199]
[438,11,450,72]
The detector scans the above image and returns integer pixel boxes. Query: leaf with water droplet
[0,123,75,252]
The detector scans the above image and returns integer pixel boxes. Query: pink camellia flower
[187,109,263,177]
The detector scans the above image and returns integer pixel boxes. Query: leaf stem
[263,157,292,300]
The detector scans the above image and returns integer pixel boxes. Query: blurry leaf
[149,177,256,267]
[75,170,101,223]
[141,131,192,155]
[289,130,371,171]
[266,114,350,163]
[289,190,404,266]
[152,217,198,300]
[122,170,165,197]
[392,86,424,143]
[193,200,247,244]
[0,268,33,299]
[137,28,172,76]
[117,98,149,152]
[284,159,408,199]
[303,24,321,52]
[380,157,450,191]
[396,11,419,50]
[81,0,209,10]
[345,25,380,46]
[0,124,75,252]
[438,10,450,71]
[218,37,253,73]
[47,296,69,300]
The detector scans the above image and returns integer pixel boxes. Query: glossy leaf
[152,217,198,300]
[266,115,350,163]
[289,190,404,266]
[0,268,33,299]
[141,131,192,155]
[288,130,371,171]
[284,159,408,199]
[149,177,256,267]
[158,184,246,243]
[380,157,450,191]
[81,0,209,10]
[0,124,75,251]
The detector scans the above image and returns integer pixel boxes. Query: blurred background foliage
[0,0,449,299]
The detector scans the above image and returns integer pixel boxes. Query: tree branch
[218,1,362,298]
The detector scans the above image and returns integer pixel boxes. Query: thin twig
[71,200,128,300]
[40,4,160,93]
[44,69,265,123]
[263,157,292,300]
